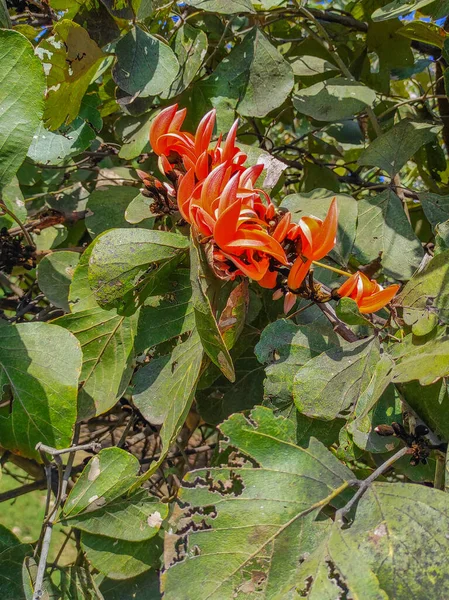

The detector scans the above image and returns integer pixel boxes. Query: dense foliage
[2,0,449,598]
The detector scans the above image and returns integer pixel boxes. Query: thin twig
[335,446,410,525]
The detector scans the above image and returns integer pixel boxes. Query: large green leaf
[112,26,179,98]
[0,321,82,459]
[0,525,32,600]
[281,189,358,265]
[64,448,140,518]
[162,24,208,98]
[37,251,80,312]
[394,249,449,325]
[255,319,340,406]
[85,187,142,238]
[185,0,255,12]
[135,269,194,353]
[190,236,235,382]
[343,483,449,599]
[37,20,104,130]
[54,307,138,419]
[82,533,162,580]
[353,189,423,280]
[390,332,449,385]
[293,78,376,122]
[131,331,203,485]
[293,337,380,420]
[372,0,437,21]
[196,28,293,119]
[358,120,440,176]
[99,571,161,600]
[69,245,98,313]
[88,228,189,309]
[295,522,388,600]
[0,30,45,189]
[400,379,449,441]
[63,489,167,542]
[162,406,353,600]
[27,117,97,166]
[419,192,449,229]
[116,113,153,161]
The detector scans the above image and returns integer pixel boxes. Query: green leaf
[349,383,402,453]
[64,447,140,518]
[27,118,97,166]
[112,26,179,98]
[294,337,381,421]
[131,331,203,485]
[295,522,388,600]
[0,177,27,230]
[197,329,263,425]
[343,483,449,599]
[294,77,376,122]
[185,0,255,13]
[353,189,423,280]
[0,321,82,459]
[54,307,138,419]
[133,332,203,432]
[86,187,142,238]
[0,525,32,600]
[419,192,449,229]
[125,193,155,225]
[38,20,104,130]
[281,190,357,265]
[88,228,189,309]
[162,24,208,98]
[372,0,438,21]
[135,268,194,353]
[255,318,340,407]
[37,251,80,312]
[0,0,11,28]
[190,235,235,382]
[196,28,293,120]
[162,406,353,600]
[59,566,103,600]
[63,489,168,542]
[336,297,374,327]
[400,379,449,441]
[99,570,161,600]
[394,249,449,325]
[397,20,446,48]
[0,30,45,189]
[289,55,339,78]
[69,245,98,313]
[116,113,152,161]
[358,120,441,177]
[390,333,449,385]
[81,532,162,580]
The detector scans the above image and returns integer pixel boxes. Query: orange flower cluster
[148,105,399,315]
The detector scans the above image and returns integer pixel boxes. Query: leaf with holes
[162,406,353,600]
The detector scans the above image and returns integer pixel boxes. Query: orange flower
[336,271,400,314]
[287,198,338,291]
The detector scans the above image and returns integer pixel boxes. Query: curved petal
[195,109,216,156]
[273,212,291,242]
[287,255,312,291]
[177,168,196,222]
[222,250,269,281]
[214,197,242,247]
[312,197,338,260]
[358,285,400,313]
[258,268,278,289]
[222,119,239,162]
[218,173,240,214]
[283,292,297,314]
[200,163,230,214]
[149,104,178,154]
[336,272,360,298]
